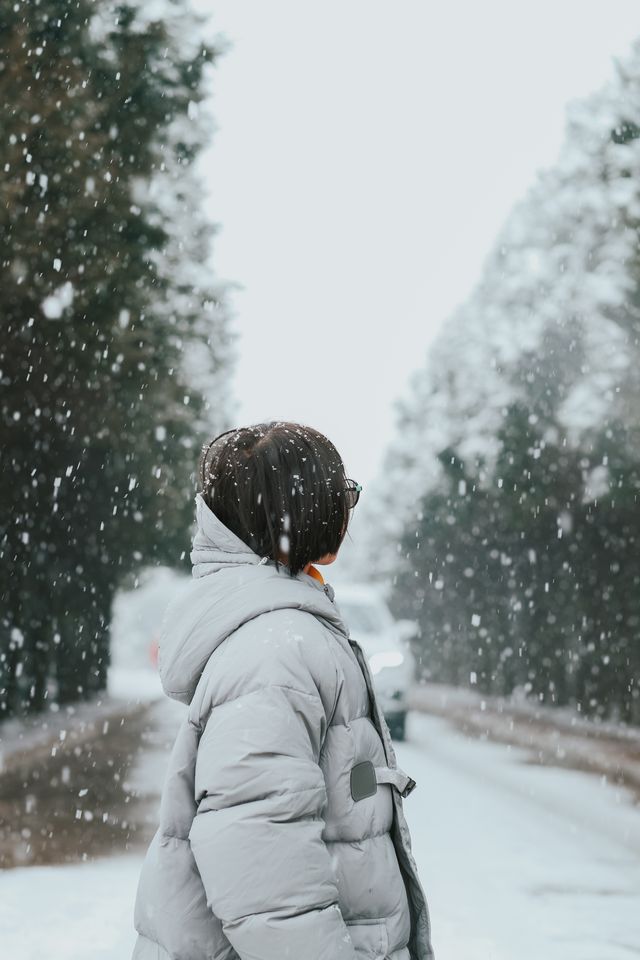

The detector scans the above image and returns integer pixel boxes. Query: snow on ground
[410,680,640,805]
[0,853,141,960]
[401,712,640,960]
[2,702,639,959]
[109,565,190,676]
[106,665,164,705]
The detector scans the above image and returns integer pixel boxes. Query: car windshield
[339,601,383,635]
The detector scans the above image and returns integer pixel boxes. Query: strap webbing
[374,764,417,798]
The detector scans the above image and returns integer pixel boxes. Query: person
[131,420,435,960]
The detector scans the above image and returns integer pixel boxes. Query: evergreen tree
[376,39,640,724]
[0,0,234,717]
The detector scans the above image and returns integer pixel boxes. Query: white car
[334,582,417,740]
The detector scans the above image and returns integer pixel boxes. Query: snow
[404,712,640,960]
[106,666,163,705]
[0,854,141,960]
[1,705,639,959]
[109,565,190,675]
[41,281,74,319]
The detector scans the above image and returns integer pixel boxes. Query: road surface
[1,698,639,959]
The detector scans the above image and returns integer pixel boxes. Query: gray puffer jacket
[131,493,435,960]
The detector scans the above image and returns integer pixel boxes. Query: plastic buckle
[401,777,416,798]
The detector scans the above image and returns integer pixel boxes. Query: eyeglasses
[344,478,363,510]
[200,427,240,488]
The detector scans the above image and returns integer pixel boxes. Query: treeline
[395,392,640,723]
[372,42,640,723]
[0,0,235,718]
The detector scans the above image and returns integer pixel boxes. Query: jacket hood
[158,493,349,704]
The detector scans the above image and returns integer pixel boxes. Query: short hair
[198,421,352,577]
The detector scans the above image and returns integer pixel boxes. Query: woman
[131,421,435,960]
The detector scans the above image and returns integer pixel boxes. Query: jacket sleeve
[187,679,358,960]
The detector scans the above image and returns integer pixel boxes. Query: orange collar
[306,564,325,584]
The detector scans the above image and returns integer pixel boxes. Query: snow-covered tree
[0,0,235,716]
[361,38,640,722]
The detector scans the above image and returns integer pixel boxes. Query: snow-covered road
[402,712,640,959]
[1,705,639,959]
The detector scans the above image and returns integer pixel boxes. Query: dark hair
[198,421,352,577]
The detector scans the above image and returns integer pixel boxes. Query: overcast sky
[193,1,640,489]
